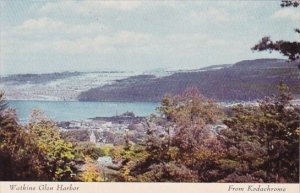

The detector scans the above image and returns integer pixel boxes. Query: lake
[8,100,159,123]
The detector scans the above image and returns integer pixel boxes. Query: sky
[0,0,299,75]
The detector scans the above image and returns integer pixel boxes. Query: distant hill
[0,71,139,101]
[0,71,83,85]
[78,59,300,102]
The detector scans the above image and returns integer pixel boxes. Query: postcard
[0,0,299,193]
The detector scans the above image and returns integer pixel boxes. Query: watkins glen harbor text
[9,184,79,191]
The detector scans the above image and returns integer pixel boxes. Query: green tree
[0,93,89,181]
[25,109,84,181]
[79,157,103,182]
[76,142,105,160]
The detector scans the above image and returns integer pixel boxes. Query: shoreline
[7,98,300,105]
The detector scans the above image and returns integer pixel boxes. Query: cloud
[13,17,108,36]
[15,17,64,32]
[272,8,300,21]
[163,33,208,49]
[116,31,150,44]
[190,8,232,23]
[164,33,230,49]
[101,1,142,11]
[40,1,142,15]
[50,31,229,55]
[52,31,151,54]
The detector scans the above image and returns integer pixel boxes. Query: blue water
[8,100,159,123]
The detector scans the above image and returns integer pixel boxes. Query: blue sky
[1,1,299,74]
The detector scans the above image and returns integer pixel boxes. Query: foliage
[25,109,84,181]
[113,85,299,183]
[76,142,105,160]
[250,1,300,181]
[0,92,8,113]
[252,37,300,62]
[1,83,299,182]
[252,0,300,62]
[218,84,300,182]
[0,112,36,180]
[112,144,149,182]
[280,0,299,7]
[0,100,85,181]
[98,144,115,156]
[79,157,103,182]
[0,95,43,180]
[61,130,90,142]
[117,87,224,182]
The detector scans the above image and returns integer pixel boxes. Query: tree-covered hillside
[78,59,300,102]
